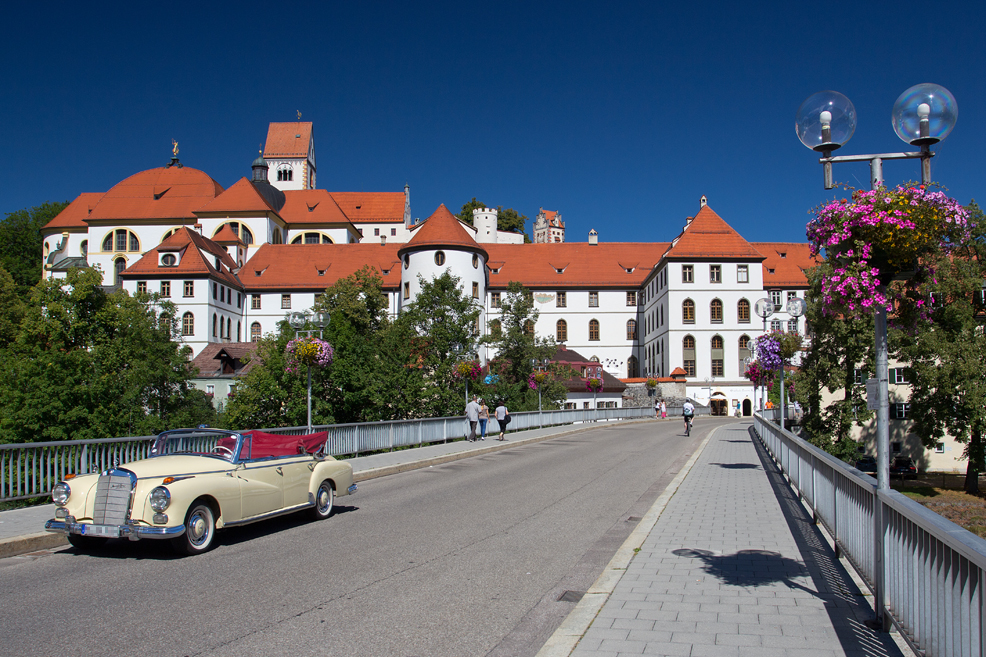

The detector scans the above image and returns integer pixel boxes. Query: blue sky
[4,1,984,245]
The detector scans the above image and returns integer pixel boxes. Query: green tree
[794,263,874,461]
[457,198,530,241]
[0,266,25,347]
[0,201,70,297]
[894,201,986,493]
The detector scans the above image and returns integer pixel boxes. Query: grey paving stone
[668,631,717,645]
[689,645,742,657]
[598,638,648,654]
[715,634,763,647]
[626,630,673,643]
[642,642,694,656]
[611,618,657,631]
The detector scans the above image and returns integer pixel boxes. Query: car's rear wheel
[172,501,216,555]
[67,534,107,552]
[310,480,334,520]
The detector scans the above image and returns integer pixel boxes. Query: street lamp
[753,298,774,411]
[796,84,957,628]
[780,298,807,433]
[704,376,715,411]
[288,311,330,433]
[531,357,550,426]
[453,343,473,404]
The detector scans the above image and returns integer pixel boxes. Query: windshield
[150,429,240,462]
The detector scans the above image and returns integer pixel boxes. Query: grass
[893,477,986,539]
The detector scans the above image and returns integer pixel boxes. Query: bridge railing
[0,405,654,502]
[754,413,986,657]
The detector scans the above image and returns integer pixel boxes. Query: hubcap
[189,514,207,542]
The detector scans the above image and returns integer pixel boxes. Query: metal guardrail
[754,413,986,657]
[0,406,654,502]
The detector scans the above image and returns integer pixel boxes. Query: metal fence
[754,414,986,657]
[0,406,654,503]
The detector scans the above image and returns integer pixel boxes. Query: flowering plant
[646,378,659,388]
[744,361,773,388]
[585,377,603,392]
[453,360,482,380]
[806,184,971,317]
[484,373,500,385]
[285,337,334,374]
[528,371,550,390]
[753,334,783,372]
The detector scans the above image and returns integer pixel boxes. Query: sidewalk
[540,421,911,657]
[0,419,620,558]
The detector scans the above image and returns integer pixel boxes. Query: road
[0,418,722,657]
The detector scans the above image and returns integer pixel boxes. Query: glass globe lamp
[796,91,857,153]
[891,83,957,146]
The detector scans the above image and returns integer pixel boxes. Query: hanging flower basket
[585,378,603,393]
[807,184,971,317]
[528,371,550,390]
[453,360,482,380]
[285,337,334,374]
[744,361,772,388]
[645,378,659,388]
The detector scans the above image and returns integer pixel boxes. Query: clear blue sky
[4,1,983,244]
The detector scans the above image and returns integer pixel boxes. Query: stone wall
[622,380,688,407]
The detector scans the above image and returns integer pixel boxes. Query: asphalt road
[0,418,721,657]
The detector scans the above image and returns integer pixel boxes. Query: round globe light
[892,83,957,146]
[796,91,857,152]
[288,312,306,329]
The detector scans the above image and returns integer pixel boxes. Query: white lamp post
[288,311,330,433]
[780,298,807,432]
[753,298,774,412]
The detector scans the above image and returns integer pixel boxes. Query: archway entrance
[742,399,752,416]
[710,394,728,416]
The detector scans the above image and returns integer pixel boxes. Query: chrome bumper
[45,518,185,541]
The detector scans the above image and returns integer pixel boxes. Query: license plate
[82,524,120,538]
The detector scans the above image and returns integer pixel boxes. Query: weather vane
[172,139,179,158]
[297,110,302,120]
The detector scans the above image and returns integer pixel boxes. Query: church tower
[264,121,316,191]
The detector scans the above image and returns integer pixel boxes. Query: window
[711,335,724,376]
[771,319,782,332]
[788,318,799,333]
[136,281,147,293]
[683,335,696,377]
[472,282,479,299]
[739,335,751,373]
[103,229,140,253]
[682,265,693,283]
[277,165,293,181]
[435,251,445,266]
[404,256,409,270]
[627,355,638,378]
[788,291,798,301]
[737,265,748,283]
[892,441,902,453]
[589,291,599,307]
[391,228,397,237]
[490,319,502,337]
[112,257,126,285]
[251,294,261,310]
[237,293,242,308]
[626,291,637,306]
[891,403,911,419]
[473,317,480,337]
[854,369,866,385]
[182,281,194,297]
[281,294,291,309]
[710,265,721,283]
[589,319,600,341]
[160,281,171,297]
[213,283,218,300]
[626,319,637,341]
[556,291,566,308]
[738,299,751,323]
[237,321,241,342]
[213,222,254,245]
[80,240,88,258]
[770,290,782,311]
[212,313,217,337]
[160,314,171,334]
[251,322,261,342]
[182,312,194,336]
[472,254,479,269]
[710,299,723,323]
[935,442,945,454]
[682,299,695,324]
[403,282,410,300]
[374,228,380,236]
[161,253,177,267]
[490,292,501,308]
[524,320,535,336]
[890,368,911,384]
[556,319,567,341]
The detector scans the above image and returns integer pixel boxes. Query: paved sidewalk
[550,421,909,657]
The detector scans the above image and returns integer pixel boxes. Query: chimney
[588,229,598,245]
[193,223,203,234]
[700,194,707,208]
[380,235,387,245]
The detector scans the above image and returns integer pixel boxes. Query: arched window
[683,335,696,376]
[524,319,535,336]
[162,228,180,241]
[114,257,126,285]
[556,319,567,342]
[219,316,225,340]
[103,229,139,252]
[739,335,752,374]
[711,335,724,376]
[589,319,600,341]
[213,222,254,245]
[710,299,723,323]
[271,229,283,244]
[626,319,637,341]
[627,355,639,378]
[277,165,293,181]
[490,319,502,337]
[80,241,88,258]
[435,251,446,266]
[251,322,261,342]
[291,232,333,244]
[160,314,172,335]
[212,313,217,337]
[682,299,695,324]
[182,312,194,336]
[738,298,751,323]
[237,321,241,342]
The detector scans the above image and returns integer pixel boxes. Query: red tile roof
[43,193,105,231]
[197,177,278,214]
[399,205,487,258]
[330,192,405,223]
[753,242,820,288]
[663,205,764,260]
[212,224,245,245]
[190,342,259,378]
[83,165,224,222]
[279,189,354,228]
[484,242,668,288]
[543,210,562,227]
[264,122,312,158]
[121,227,242,289]
[244,243,403,290]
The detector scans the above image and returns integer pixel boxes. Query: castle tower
[533,208,565,243]
[472,207,498,244]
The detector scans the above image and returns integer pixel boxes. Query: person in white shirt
[465,396,481,442]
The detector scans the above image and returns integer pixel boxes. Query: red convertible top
[216,431,328,460]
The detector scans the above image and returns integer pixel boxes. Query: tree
[894,201,986,493]
[457,198,530,241]
[0,201,70,298]
[793,263,875,461]
[0,266,25,347]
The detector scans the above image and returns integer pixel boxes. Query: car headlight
[149,487,171,512]
[52,482,71,506]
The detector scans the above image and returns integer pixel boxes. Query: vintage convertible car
[45,428,356,555]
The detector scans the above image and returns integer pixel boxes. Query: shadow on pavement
[707,462,762,470]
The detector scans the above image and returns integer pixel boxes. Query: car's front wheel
[67,534,107,552]
[172,501,216,555]
[310,480,335,520]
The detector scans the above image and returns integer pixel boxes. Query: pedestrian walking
[660,400,667,419]
[494,401,510,440]
[465,396,480,442]
[478,399,489,440]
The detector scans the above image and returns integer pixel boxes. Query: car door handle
[308,463,315,471]
[276,467,283,475]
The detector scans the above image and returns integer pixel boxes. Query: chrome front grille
[92,469,135,525]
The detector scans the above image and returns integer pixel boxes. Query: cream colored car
[45,428,356,555]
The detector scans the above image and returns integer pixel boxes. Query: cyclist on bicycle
[682,400,695,435]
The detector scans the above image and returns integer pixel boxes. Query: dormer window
[160,253,178,267]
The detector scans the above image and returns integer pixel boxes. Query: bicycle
[684,414,693,436]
